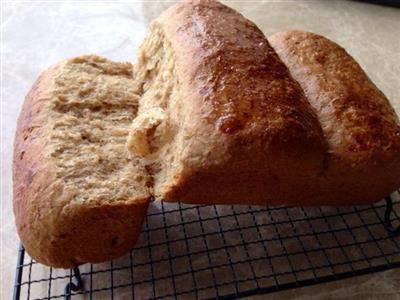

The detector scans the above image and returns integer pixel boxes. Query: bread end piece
[13,55,151,268]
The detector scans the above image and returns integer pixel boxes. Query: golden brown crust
[137,0,327,204]
[269,30,400,204]
[13,57,150,268]
[162,1,318,136]
[159,0,324,142]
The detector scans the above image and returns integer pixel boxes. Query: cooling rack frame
[13,195,400,300]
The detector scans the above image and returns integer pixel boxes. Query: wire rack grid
[13,190,400,300]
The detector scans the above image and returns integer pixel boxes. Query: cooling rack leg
[384,196,400,236]
[64,267,83,300]
[13,244,25,300]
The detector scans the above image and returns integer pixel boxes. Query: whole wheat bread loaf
[13,0,400,268]
[127,1,400,205]
[127,0,327,205]
[13,55,151,268]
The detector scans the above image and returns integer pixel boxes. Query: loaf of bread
[13,0,400,268]
[127,0,327,205]
[269,30,400,204]
[127,0,400,205]
[13,55,151,268]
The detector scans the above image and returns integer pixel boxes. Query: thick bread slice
[269,31,400,204]
[13,55,151,268]
[127,0,327,205]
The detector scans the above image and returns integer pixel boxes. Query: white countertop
[1,1,400,299]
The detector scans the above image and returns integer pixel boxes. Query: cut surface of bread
[13,55,151,268]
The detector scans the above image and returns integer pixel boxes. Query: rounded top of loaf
[270,30,400,163]
[153,0,326,158]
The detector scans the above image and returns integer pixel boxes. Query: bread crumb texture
[127,23,182,191]
[48,55,150,204]
[128,23,176,157]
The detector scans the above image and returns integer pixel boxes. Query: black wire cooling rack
[13,191,400,300]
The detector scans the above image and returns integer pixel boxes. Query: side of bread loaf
[128,0,327,205]
[13,55,151,268]
[269,31,400,204]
